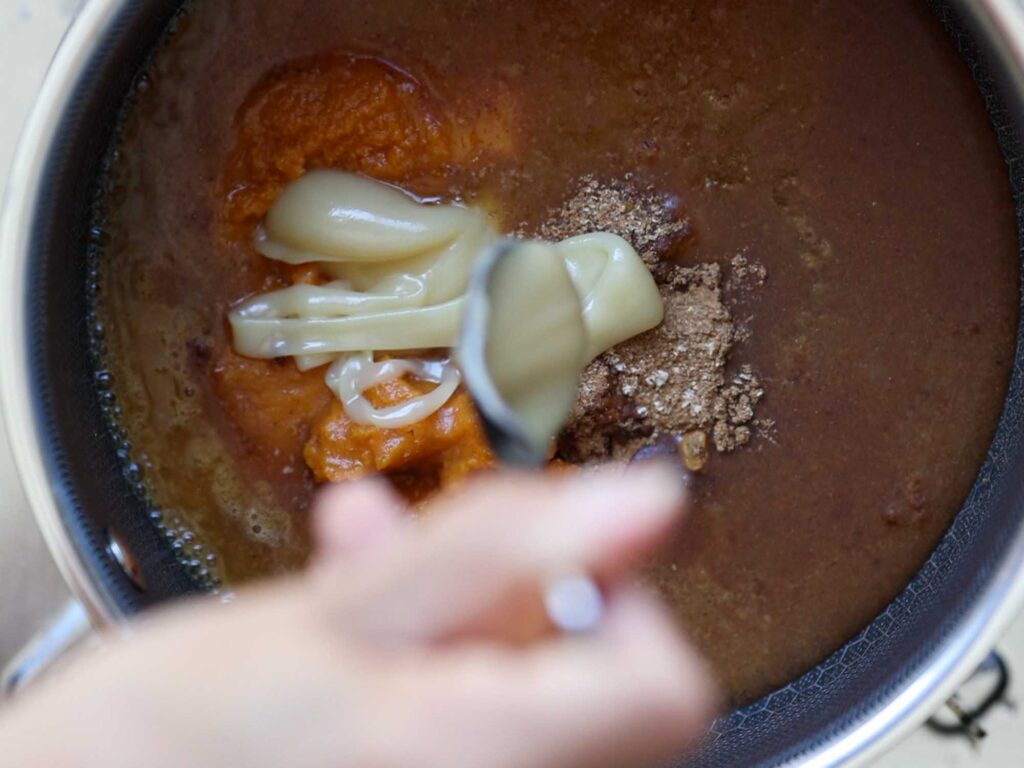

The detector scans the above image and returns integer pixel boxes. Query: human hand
[0,464,717,768]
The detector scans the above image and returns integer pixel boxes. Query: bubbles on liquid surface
[86,128,223,593]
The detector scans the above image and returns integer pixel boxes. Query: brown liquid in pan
[99,0,1019,702]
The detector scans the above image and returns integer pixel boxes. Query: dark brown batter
[98,0,1019,703]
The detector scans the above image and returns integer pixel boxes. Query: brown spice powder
[528,176,768,468]
[727,251,768,293]
[529,174,691,269]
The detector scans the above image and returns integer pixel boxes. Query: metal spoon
[458,239,604,633]
[459,238,587,467]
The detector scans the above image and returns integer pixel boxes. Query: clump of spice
[530,174,691,270]
[726,251,768,293]
[528,176,768,471]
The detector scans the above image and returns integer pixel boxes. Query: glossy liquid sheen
[99,0,1019,702]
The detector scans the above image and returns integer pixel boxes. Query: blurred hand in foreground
[0,464,717,768]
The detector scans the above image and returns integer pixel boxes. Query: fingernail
[568,461,686,533]
[624,459,689,495]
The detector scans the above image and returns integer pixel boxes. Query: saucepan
[3,0,1024,765]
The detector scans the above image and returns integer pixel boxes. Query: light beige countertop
[1,1,1023,765]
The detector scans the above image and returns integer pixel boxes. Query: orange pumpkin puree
[214,54,507,494]
[305,380,495,488]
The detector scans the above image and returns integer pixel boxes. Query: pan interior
[19,1,1024,766]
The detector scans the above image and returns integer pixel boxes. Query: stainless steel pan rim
[2,0,1024,765]
[0,0,129,630]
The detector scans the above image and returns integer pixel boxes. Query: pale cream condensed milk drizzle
[230,170,666,428]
